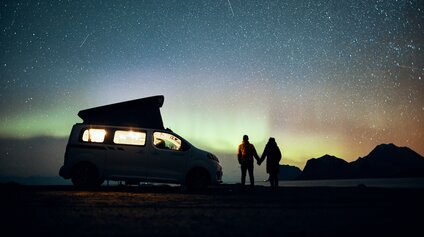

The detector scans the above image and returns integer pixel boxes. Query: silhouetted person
[258,137,282,191]
[237,135,260,189]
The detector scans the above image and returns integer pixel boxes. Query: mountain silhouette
[278,165,302,180]
[299,154,354,180]
[296,143,424,180]
[351,143,424,178]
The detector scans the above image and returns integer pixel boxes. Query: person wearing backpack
[237,135,260,189]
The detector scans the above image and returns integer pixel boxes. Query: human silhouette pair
[237,135,282,190]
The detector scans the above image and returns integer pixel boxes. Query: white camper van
[59,96,223,189]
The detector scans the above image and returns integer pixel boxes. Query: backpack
[240,143,253,159]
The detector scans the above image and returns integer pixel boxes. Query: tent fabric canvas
[77,95,165,129]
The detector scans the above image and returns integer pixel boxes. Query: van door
[105,129,148,180]
[147,132,187,182]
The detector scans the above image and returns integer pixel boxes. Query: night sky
[1,0,423,180]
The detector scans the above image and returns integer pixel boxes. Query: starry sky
[1,0,423,179]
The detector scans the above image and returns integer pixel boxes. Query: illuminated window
[82,129,106,143]
[153,132,182,151]
[113,130,146,146]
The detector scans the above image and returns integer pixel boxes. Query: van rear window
[113,130,146,146]
[82,129,107,143]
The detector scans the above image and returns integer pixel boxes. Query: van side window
[153,132,182,151]
[82,129,107,143]
[113,130,146,146]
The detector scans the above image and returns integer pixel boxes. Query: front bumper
[216,170,223,183]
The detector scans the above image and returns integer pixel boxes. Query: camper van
[59,96,223,189]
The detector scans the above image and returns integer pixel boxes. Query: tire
[71,163,103,188]
[186,168,210,191]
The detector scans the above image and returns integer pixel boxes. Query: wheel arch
[71,161,99,176]
[71,161,104,187]
[185,166,212,186]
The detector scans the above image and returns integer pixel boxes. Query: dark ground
[1,183,423,237]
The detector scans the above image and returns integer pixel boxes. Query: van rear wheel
[186,168,210,191]
[72,163,102,187]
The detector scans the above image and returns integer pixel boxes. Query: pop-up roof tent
[78,95,165,129]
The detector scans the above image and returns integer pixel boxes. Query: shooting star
[227,0,235,17]
[79,33,92,48]
[397,64,422,71]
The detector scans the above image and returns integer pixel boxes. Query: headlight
[207,153,219,163]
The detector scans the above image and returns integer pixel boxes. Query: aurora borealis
[1,0,423,180]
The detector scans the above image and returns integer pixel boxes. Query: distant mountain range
[279,143,424,180]
[278,165,302,180]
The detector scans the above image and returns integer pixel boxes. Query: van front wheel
[186,168,210,191]
[72,163,102,188]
